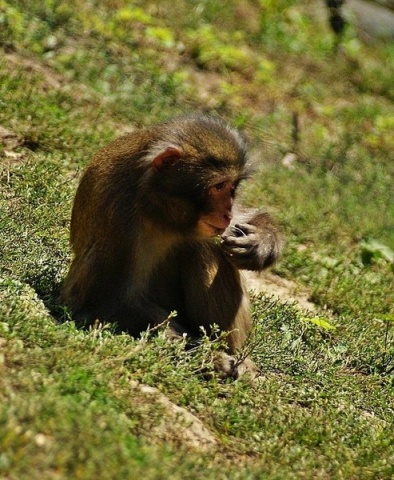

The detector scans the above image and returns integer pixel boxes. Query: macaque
[61,114,282,378]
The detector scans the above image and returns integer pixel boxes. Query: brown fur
[61,115,282,379]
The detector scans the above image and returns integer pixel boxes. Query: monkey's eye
[214,182,226,191]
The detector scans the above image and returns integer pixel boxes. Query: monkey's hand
[221,222,281,271]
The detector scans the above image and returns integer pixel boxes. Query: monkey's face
[147,115,249,238]
[196,178,237,238]
[148,164,240,238]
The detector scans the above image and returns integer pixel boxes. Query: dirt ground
[243,271,316,312]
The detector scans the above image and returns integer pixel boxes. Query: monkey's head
[144,115,250,238]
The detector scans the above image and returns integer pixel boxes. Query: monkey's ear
[152,147,182,170]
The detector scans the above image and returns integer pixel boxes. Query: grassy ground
[1,1,394,478]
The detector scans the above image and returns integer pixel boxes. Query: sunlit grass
[1,0,394,478]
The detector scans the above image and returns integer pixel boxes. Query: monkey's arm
[221,210,282,271]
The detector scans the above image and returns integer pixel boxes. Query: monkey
[61,114,282,379]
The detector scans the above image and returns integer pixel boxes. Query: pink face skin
[197,179,235,237]
[151,150,238,238]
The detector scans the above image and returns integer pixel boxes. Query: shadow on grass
[23,267,69,324]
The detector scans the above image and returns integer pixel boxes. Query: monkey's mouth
[200,221,226,237]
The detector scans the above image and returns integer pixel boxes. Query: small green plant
[187,25,256,73]
[302,316,336,331]
[375,314,394,374]
[360,239,394,268]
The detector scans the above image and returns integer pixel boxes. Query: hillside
[1,1,394,479]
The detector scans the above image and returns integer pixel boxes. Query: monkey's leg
[110,297,174,337]
[180,243,259,379]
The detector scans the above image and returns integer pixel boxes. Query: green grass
[1,0,394,478]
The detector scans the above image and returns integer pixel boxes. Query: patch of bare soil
[243,271,316,312]
[4,52,99,104]
[0,125,26,165]
[0,125,20,149]
[129,381,217,450]
[5,52,65,91]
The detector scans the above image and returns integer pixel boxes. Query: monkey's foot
[214,353,260,381]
